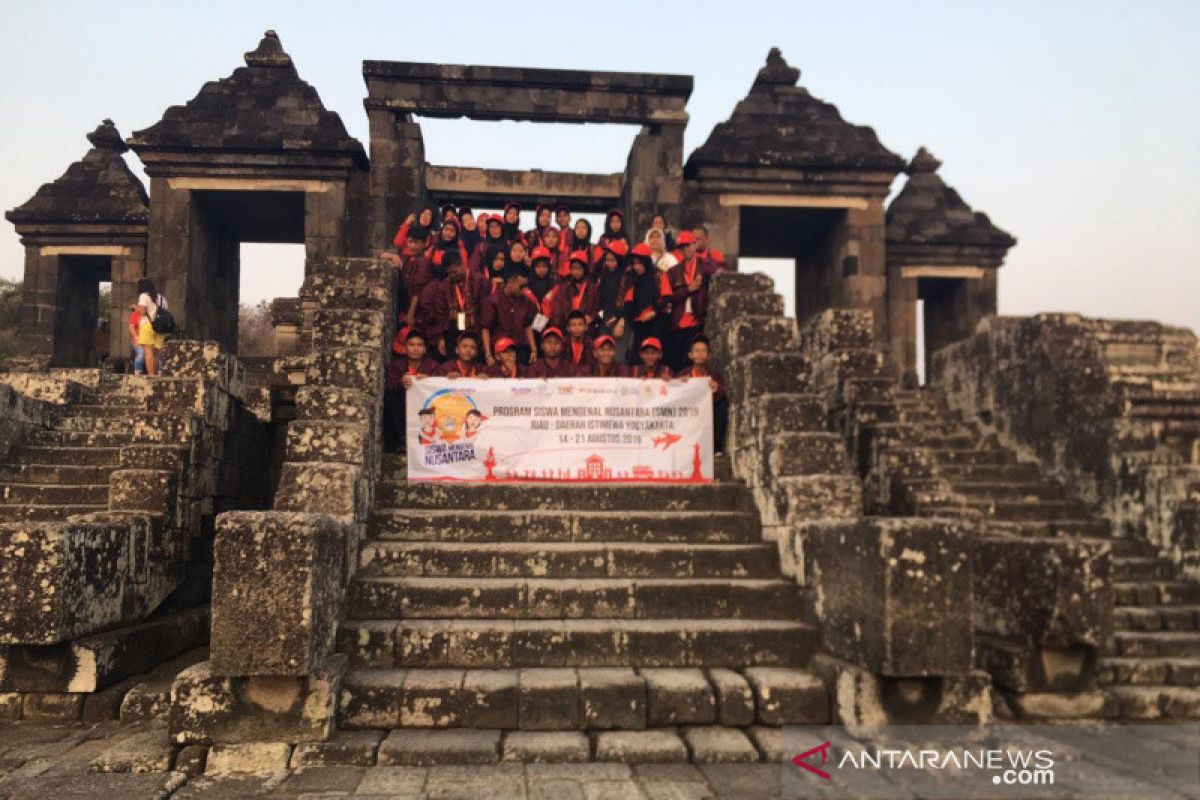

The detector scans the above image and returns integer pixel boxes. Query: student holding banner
[525,327,578,378]
[484,337,525,378]
[680,333,728,454]
[588,335,629,377]
[436,331,485,378]
[383,328,438,452]
[480,269,538,366]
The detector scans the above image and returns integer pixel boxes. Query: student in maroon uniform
[430,217,471,273]
[480,268,538,366]
[501,202,525,245]
[541,228,566,278]
[554,204,573,249]
[436,331,485,378]
[594,240,630,360]
[416,249,486,360]
[680,333,727,453]
[526,327,577,378]
[526,249,557,322]
[664,230,710,372]
[481,248,509,295]
[563,310,594,371]
[598,209,629,249]
[484,336,524,378]
[508,240,531,273]
[459,207,481,252]
[692,224,727,271]
[471,215,507,274]
[571,218,601,274]
[390,207,436,253]
[526,204,553,248]
[623,243,666,365]
[631,336,672,379]
[387,227,433,328]
[588,335,630,377]
[550,251,597,328]
[383,328,439,452]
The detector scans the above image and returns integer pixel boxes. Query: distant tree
[237,301,276,357]
[0,278,21,368]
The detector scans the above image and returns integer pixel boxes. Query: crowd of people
[380,202,730,454]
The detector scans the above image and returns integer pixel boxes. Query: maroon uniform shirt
[385,356,439,392]
[525,357,578,378]
[480,292,537,343]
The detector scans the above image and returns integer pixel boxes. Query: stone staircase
[334,452,828,761]
[885,386,1200,718]
[0,379,143,523]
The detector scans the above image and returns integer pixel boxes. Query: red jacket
[564,337,594,369]
[631,364,673,380]
[526,358,578,378]
[665,257,711,331]
[683,363,726,401]
[549,279,598,329]
[480,292,538,342]
[485,362,525,378]
[385,356,439,392]
[588,362,630,377]
[416,274,488,344]
[435,359,485,378]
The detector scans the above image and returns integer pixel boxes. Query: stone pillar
[622,123,685,237]
[886,267,918,387]
[694,191,739,270]
[367,109,425,254]
[146,177,194,336]
[841,199,888,344]
[18,249,58,367]
[109,246,146,365]
[305,184,347,264]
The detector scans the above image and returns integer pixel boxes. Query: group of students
[380,201,730,454]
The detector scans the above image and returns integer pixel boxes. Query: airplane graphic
[651,433,682,450]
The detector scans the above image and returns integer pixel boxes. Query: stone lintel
[38,245,134,257]
[719,193,870,210]
[165,177,336,193]
[899,265,988,280]
[363,59,693,97]
[425,165,622,211]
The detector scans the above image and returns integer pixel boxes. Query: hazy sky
[2,1,1197,334]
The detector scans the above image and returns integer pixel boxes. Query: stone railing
[170,256,395,745]
[0,343,269,718]
[931,313,1200,577]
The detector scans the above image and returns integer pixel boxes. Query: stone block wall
[178,256,395,745]
[930,314,1200,576]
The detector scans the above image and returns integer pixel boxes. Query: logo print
[792,741,833,781]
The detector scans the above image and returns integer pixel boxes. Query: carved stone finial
[86,119,128,153]
[754,47,801,87]
[245,30,292,68]
[907,147,943,175]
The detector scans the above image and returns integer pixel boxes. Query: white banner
[406,377,713,482]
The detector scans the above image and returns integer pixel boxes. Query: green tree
[0,278,21,368]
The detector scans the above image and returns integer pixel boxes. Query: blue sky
[1,0,1197,333]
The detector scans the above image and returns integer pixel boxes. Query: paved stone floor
[3,721,1199,799]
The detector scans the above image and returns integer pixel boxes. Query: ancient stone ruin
[1,32,1197,772]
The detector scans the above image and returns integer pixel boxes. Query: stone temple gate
[1,30,1197,771]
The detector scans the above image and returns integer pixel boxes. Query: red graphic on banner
[792,741,833,780]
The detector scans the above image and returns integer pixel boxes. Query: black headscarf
[502,202,523,244]
[602,210,629,243]
[628,255,659,315]
[597,250,626,320]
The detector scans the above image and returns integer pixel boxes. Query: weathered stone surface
[579,668,645,730]
[210,512,348,676]
[205,741,293,775]
[706,668,754,726]
[88,728,173,773]
[501,731,590,763]
[377,729,499,766]
[682,727,760,763]
[21,691,83,721]
[273,464,363,517]
[169,656,346,745]
[807,517,974,676]
[594,730,688,763]
[290,730,383,767]
[642,669,715,726]
[519,668,579,730]
[743,668,828,725]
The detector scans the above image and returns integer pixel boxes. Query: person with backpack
[135,278,173,376]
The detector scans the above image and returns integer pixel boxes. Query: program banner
[406,377,713,482]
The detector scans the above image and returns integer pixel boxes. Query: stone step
[1113,605,1200,632]
[920,434,981,450]
[963,498,1091,522]
[358,541,779,580]
[1112,557,1175,583]
[375,482,750,512]
[949,481,1066,501]
[11,445,124,467]
[0,503,106,522]
[27,429,133,448]
[64,403,140,418]
[1111,631,1200,658]
[1113,581,1200,607]
[934,448,1017,466]
[346,577,801,620]
[55,415,148,433]
[368,510,760,544]
[937,462,1042,482]
[339,618,817,669]
[1104,686,1200,719]
[0,482,108,505]
[337,665,829,731]
[987,519,1114,539]
[0,463,116,485]
[1096,656,1200,687]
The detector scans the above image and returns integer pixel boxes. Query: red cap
[605,240,629,257]
[593,335,616,350]
[676,230,695,245]
[568,250,589,264]
[531,245,552,262]
[493,336,516,354]
[640,337,663,351]
[542,327,564,340]
[631,243,652,257]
